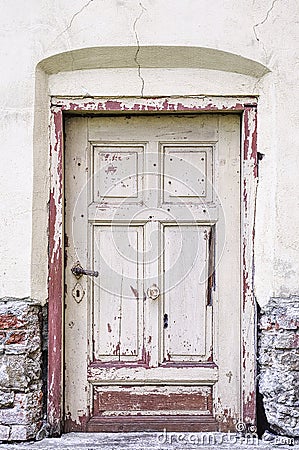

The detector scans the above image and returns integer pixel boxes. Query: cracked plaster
[253,0,280,62]
[133,2,147,97]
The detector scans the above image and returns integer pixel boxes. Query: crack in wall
[253,0,279,61]
[46,0,95,59]
[56,0,95,41]
[253,0,279,41]
[133,2,147,97]
[57,0,96,72]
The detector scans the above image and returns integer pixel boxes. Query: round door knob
[147,284,160,300]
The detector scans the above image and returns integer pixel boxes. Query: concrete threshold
[0,433,298,450]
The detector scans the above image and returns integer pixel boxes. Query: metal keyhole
[72,282,85,303]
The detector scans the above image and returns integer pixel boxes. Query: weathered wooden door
[64,114,241,432]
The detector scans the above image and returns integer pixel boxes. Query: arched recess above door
[38,45,269,78]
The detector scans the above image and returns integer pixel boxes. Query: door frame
[48,96,258,435]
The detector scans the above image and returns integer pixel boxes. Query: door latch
[71,262,99,279]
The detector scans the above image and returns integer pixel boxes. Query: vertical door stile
[143,140,160,367]
[144,220,160,367]
[64,117,90,429]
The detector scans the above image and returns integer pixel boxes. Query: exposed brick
[0,314,23,330]
[4,330,41,356]
[260,297,299,329]
[0,301,40,331]
[5,331,26,345]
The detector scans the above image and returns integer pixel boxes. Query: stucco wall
[0,0,298,440]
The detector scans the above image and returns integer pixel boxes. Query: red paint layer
[52,97,257,114]
[243,108,250,160]
[48,108,63,436]
[64,413,89,432]
[105,100,122,110]
[94,389,212,413]
[243,390,256,423]
[252,113,258,178]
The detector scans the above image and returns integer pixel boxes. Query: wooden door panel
[93,385,213,415]
[93,225,144,361]
[163,225,211,362]
[92,145,144,203]
[163,145,213,203]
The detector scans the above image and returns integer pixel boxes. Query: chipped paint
[49,108,63,263]
[241,105,258,427]
[243,390,256,424]
[141,346,151,366]
[64,412,88,432]
[51,96,257,114]
[48,107,64,436]
[93,385,212,414]
[85,385,217,431]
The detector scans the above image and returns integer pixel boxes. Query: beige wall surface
[0,0,298,307]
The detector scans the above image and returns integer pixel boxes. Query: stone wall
[0,299,43,441]
[258,296,299,437]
